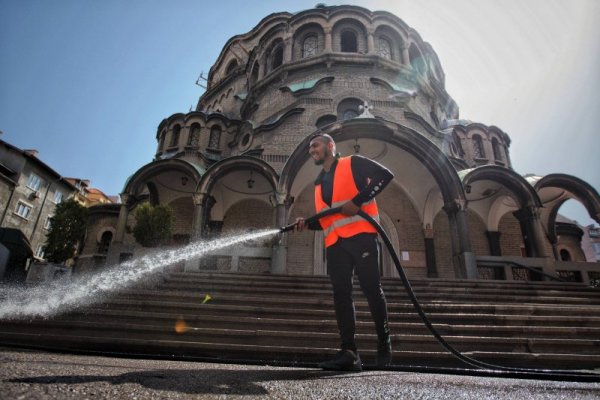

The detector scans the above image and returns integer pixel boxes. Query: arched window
[473,135,485,158]
[316,115,337,129]
[158,131,166,151]
[271,45,284,70]
[98,231,113,254]
[226,59,238,75]
[303,35,318,58]
[188,123,201,147]
[209,126,221,149]
[170,125,181,148]
[492,137,503,161]
[337,98,363,121]
[378,37,392,59]
[560,249,572,261]
[341,30,358,52]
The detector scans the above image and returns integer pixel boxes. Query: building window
[15,201,32,219]
[341,30,358,52]
[343,109,358,120]
[27,173,43,191]
[170,125,181,147]
[53,191,63,204]
[98,231,113,254]
[560,249,572,261]
[316,115,337,128]
[271,45,284,70]
[226,59,238,75]
[303,35,318,58]
[209,126,222,149]
[35,245,45,259]
[378,37,392,59]
[188,123,201,147]
[337,98,363,121]
[159,131,166,151]
[473,135,486,158]
[44,216,53,230]
[492,137,503,160]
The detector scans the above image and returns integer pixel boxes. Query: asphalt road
[1,347,599,399]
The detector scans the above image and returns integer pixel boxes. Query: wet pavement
[1,347,599,399]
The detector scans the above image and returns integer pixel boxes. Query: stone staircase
[1,271,600,369]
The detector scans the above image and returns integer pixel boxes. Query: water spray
[0,228,279,320]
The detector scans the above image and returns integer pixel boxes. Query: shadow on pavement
[9,368,352,396]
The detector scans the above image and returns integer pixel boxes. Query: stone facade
[79,5,600,282]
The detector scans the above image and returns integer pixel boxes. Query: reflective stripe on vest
[315,156,379,247]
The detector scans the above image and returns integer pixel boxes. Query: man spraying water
[293,133,394,371]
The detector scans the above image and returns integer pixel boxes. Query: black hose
[284,208,600,381]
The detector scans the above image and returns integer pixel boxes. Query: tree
[44,198,88,264]
[133,202,173,247]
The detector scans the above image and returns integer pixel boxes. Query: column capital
[119,193,132,205]
[193,192,206,206]
[443,199,466,214]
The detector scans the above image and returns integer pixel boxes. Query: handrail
[477,259,569,283]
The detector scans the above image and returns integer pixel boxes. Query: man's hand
[294,217,306,232]
[340,201,359,216]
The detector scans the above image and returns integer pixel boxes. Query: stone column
[114,193,131,243]
[367,30,375,54]
[270,191,291,274]
[513,206,547,258]
[486,231,502,256]
[324,28,332,52]
[401,44,410,65]
[443,200,477,279]
[284,35,293,63]
[191,193,205,240]
[423,224,438,278]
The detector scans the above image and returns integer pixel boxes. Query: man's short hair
[309,132,335,145]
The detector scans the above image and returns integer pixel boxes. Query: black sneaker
[376,342,392,367]
[318,349,362,371]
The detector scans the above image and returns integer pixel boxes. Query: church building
[77,4,600,284]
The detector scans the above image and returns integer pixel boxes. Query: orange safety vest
[314,156,379,247]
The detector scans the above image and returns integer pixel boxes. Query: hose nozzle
[279,222,297,233]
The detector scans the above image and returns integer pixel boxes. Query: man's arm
[350,155,394,207]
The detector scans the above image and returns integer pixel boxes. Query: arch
[535,174,600,225]
[97,230,114,254]
[332,18,367,53]
[279,118,465,218]
[226,59,238,75]
[292,22,325,60]
[315,114,337,129]
[462,165,543,216]
[122,158,204,198]
[170,125,181,148]
[337,97,363,120]
[196,155,279,197]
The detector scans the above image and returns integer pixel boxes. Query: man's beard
[313,148,330,165]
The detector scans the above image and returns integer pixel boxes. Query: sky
[1,0,599,226]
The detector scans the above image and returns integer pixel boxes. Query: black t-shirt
[309,155,394,230]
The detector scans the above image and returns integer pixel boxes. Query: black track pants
[326,233,390,352]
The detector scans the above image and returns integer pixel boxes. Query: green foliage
[133,202,174,247]
[44,198,88,264]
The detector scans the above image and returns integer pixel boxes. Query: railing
[476,256,600,286]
